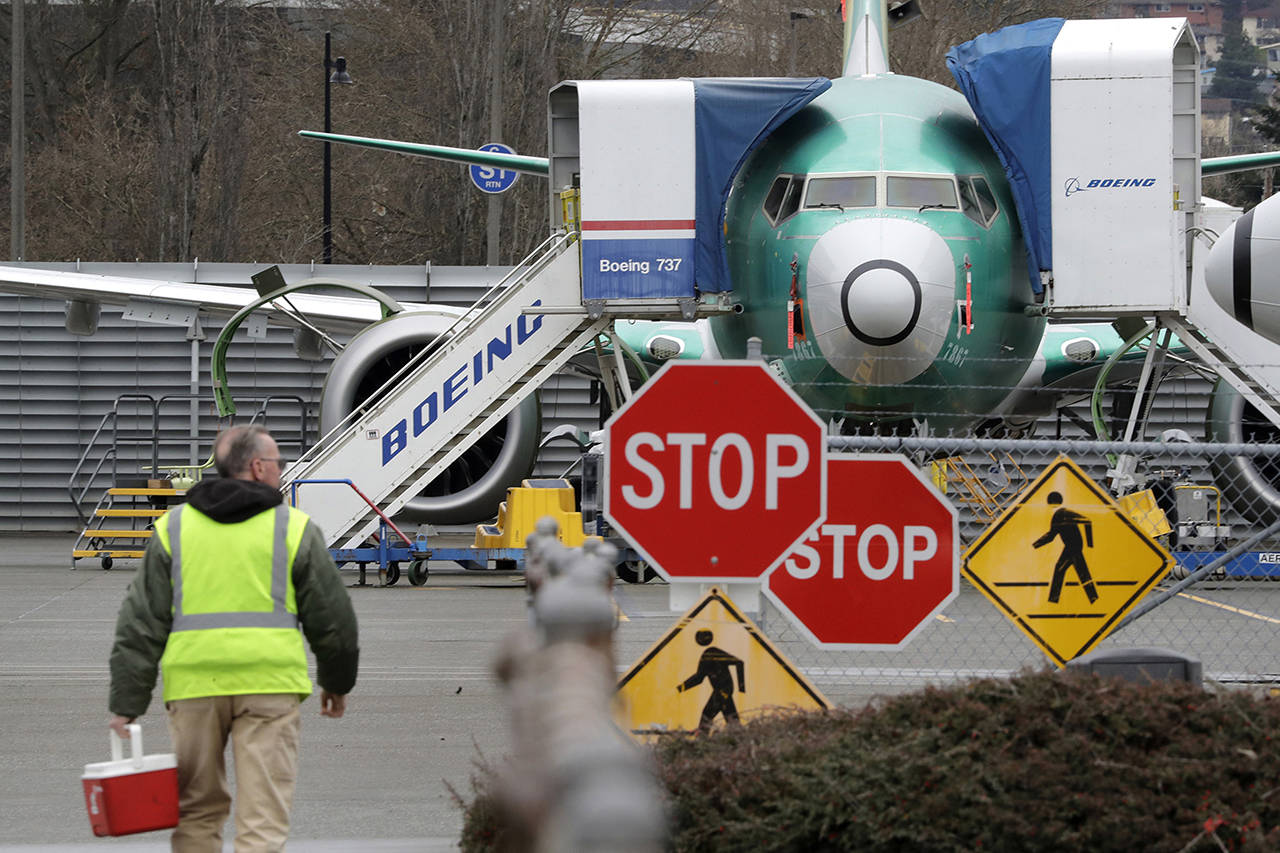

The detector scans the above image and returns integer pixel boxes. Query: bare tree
[5,0,1117,265]
[149,1,248,260]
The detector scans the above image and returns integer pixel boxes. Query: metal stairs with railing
[283,233,611,550]
[72,486,184,569]
[1161,314,1280,426]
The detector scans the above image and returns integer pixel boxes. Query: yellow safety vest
[157,503,313,702]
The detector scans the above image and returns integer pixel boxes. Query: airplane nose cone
[842,260,921,344]
[805,218,956,384]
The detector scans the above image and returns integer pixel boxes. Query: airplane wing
[304,130,1280,184]
[0,264,449,337]
[1201,151,1280,177]
[297,131,550,176]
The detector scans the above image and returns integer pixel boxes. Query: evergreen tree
[1209,32,1266,104]
[1252,90,1280,147]
[1208,0,1266,105]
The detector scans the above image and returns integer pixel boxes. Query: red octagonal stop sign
[604,361,826,582]
[763,454,958,648]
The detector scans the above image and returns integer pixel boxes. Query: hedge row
[459,670,1280,851]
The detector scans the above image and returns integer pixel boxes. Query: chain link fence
[736,435,1280,704]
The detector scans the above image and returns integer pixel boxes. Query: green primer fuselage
[713,73,1046,432]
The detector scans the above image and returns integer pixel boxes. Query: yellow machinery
[474,478,592,549]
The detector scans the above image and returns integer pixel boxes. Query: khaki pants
[165,694,301,853]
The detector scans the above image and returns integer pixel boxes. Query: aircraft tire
[615,560,657,585]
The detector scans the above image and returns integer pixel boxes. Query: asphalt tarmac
[5,533,776,851]
[0,535,567,850]
[6,531,1271,850]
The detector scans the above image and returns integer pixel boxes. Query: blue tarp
[690,77,831,293]
[946,18,1065,295]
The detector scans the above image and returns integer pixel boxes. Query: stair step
[82,529,153,538]
[73,549,146,559]
[96,508,166,517]
[107,488,184,497]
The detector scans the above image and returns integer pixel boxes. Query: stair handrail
[109,394,162,484]
[247,394,310,449]
[285,230,574,478]
[286,478,414,546]
[67,442,118,528]
[67,394,160,527]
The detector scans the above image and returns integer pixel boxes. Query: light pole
[11,0,25,260]
[789,10,810,77]
[323,32,354,264]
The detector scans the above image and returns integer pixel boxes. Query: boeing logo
[1065,176,1157,197]
[381,300,545,465]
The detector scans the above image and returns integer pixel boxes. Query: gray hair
[214,425,271,477]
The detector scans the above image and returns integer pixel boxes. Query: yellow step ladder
[473,478,592,549]
[72,486,185,570]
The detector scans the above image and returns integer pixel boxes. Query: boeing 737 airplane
[298,2,1280,436]
[5,1,1280,528]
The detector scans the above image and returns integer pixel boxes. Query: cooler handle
[109,723,144,769]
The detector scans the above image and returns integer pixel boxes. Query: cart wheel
[408,560,430,586]
[101,556,114,571]
[384,562,401,586]
[615,559,656,584]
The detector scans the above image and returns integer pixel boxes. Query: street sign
[603,361,826,582]
[469,142,520,194]
[615,587,829,741]
[964,455,1173,667]
[763,454,959,648]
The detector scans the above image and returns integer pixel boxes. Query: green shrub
[459,670,1280,851]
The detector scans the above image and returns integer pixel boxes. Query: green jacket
[108,478,359,718]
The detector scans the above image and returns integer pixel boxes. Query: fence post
[492,517,667,852]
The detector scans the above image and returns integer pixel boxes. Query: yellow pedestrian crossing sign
[963,455,1172,667]
[615,588,828,741]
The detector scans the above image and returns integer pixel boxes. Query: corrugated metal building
[0,262,597,533]
[1,261,1228,537]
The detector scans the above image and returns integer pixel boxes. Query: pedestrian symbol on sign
[676,629,745,734]
[614,588,828,741]
[1032,491,1098,604]
[963,455,1173,667]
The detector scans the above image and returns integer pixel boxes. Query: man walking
[108,425,359,852]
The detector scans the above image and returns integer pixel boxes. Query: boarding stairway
[72,486,181,569]
[284,233,611,551]
[1161,315,1280,426]
[67,393,309,569]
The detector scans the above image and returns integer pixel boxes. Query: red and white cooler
[81,723,179,837]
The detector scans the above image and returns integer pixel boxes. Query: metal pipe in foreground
[493,518,667,853]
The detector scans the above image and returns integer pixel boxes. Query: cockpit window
[972,176,998,222]
[777,177,804,222]
[763,176,790,222]
[804,176,876,210]
[957,176,999,227]
[957,177,984,226]
[763,175,805,225]
[886,176,958,210]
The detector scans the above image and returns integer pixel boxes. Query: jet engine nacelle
[1205,194,1280,344]
[1205,378,1280,524]
[319,311,542,525]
